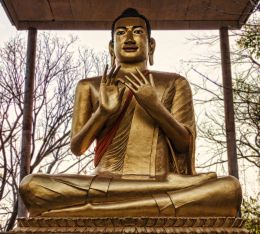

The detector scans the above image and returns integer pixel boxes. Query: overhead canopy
[1,0,256,30]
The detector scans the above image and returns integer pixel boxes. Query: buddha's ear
[148,38,156,66]
[109,40,115,67]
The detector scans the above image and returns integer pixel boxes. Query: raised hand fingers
[149,73,155,87]
[136,68,148,84]
[113,65,121,77]
[101,64,109,83]
[124,75,138,91]
[105,65,122,85]
[118,77,137,93]
[129,72,143,85]
[108,65,116,78]
[121,79,136,93]
[118,69,154,93]
[110,65,121,84]
[106,65,116,85]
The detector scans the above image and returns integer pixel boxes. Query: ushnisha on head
[109,8,156,67]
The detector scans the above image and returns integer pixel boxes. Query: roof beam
[15,20,241,31]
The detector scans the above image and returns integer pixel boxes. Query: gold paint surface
[19,10,242,217]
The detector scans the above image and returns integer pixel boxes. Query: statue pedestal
[11,217,249,234]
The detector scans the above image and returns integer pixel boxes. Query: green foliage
[242,195,260,234]
[237,24,260,59]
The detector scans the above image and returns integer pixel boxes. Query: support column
[219,27,239,179]
[18,28,37,217]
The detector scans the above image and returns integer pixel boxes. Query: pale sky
[0,4,258,196]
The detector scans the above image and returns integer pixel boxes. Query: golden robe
[20,71,241,217]
[72,71,196,179]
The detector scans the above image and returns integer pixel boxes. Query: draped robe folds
[71,71,196,179]
[20,71,242,217]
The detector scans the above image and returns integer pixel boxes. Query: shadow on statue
[19,8,242,218]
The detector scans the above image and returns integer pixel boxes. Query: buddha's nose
[125,31,135,44]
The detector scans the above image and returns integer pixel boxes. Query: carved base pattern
[11,217,249,234]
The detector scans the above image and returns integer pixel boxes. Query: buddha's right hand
[99,64,125,115]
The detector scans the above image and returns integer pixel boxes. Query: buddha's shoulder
[76,76,102,89]
[151,71,189,84]
[150,71,187,81]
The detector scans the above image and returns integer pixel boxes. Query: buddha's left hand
[119,68,160,109]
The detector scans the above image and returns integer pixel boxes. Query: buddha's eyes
[115,28,144,36]
[133,29,144,34]
[116,30,126,36]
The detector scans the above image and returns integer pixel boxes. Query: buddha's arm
[71,65,124,155]
[123,70,192,153]
[70,80,110,156]
[145,99,190,152]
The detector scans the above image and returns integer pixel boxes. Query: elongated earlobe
[111,53,115,67]
[149,38,156,66]
[109,40,115,67]
[149,53,154,66]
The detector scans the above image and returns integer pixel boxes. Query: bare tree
[188,20,259,171]
[0,33,108,231]
[183,10,259,231]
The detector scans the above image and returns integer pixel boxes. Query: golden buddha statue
[20,8,242,218]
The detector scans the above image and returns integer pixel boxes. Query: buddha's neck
[117,61,148,74]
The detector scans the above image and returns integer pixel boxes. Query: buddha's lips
[123,46,138,52]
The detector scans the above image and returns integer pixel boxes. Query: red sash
[94,91,133,167]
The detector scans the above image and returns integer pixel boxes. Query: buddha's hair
[111,8,151,42]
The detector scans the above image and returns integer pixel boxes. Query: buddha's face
[111,17,151,64]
